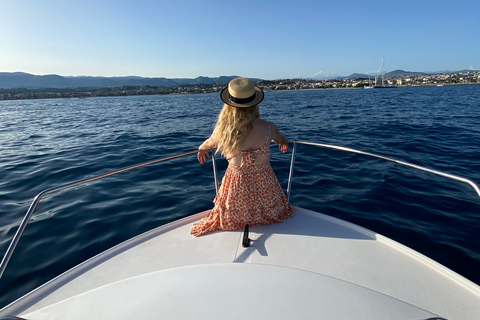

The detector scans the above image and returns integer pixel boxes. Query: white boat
[364,77,374,89]
[374,57,396,89]
[1,141,479,320]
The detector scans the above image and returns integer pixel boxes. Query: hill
[384,69,426,77]
[346,73,371,79]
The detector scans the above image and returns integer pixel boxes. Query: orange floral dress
[191,125,294,237]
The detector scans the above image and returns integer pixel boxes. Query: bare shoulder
[253,118,269,128]
[254,118,280,130]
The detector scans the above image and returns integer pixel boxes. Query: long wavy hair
[211,103,260,156]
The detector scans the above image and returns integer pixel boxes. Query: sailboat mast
[375,57,385,87]
[380,57,385,85]
[373,57,396,88]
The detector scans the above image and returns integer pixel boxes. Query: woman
[191,77,294,237]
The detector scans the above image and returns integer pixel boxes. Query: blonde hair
[211,104,260,156]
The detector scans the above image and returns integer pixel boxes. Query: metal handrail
[0,149,210,279]
[286,141,480,199]
[1,141,479,280]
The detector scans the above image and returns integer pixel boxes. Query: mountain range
[0,72,260,90]
[0,70,476,89]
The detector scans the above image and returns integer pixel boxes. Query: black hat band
[228,93,256,104]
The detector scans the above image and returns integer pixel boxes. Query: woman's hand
[279,143,289,153]
[197,150,210,164]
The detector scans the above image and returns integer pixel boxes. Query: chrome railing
[0,149,206,279]
[289,141,480,198]
[1,141,479,279]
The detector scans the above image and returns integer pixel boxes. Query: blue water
[1,85,479,307]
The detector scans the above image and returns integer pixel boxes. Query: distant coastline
[1,70,478,100]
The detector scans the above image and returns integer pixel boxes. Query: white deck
[2,207,480,319]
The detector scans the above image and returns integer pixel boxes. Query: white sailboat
[364,76,374,89]
[374,57,396,88]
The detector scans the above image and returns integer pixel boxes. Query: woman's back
[229,118,271,166]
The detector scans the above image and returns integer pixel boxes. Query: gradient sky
[1,0,479,79]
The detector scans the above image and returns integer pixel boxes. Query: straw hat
[220,77,264,108]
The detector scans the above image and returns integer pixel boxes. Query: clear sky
[1,0,479,80]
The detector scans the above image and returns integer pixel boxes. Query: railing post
[211,150,219,195]
[286,142,297,202]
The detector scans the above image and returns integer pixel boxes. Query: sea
[0,85,479,308]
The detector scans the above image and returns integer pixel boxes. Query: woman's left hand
[197,150,210,164]
[279,143,288,153]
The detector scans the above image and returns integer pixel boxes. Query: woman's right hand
[197,150,210,164]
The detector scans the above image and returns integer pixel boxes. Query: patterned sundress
[191,124,294,237]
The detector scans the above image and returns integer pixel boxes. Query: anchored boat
[374,57,397,88]
[1,141,479,319]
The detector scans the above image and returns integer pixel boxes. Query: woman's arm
[197,137,216,164]
[199,137,216,150]
[270,122,289,153]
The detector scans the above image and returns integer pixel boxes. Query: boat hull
[1,207,479,319]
